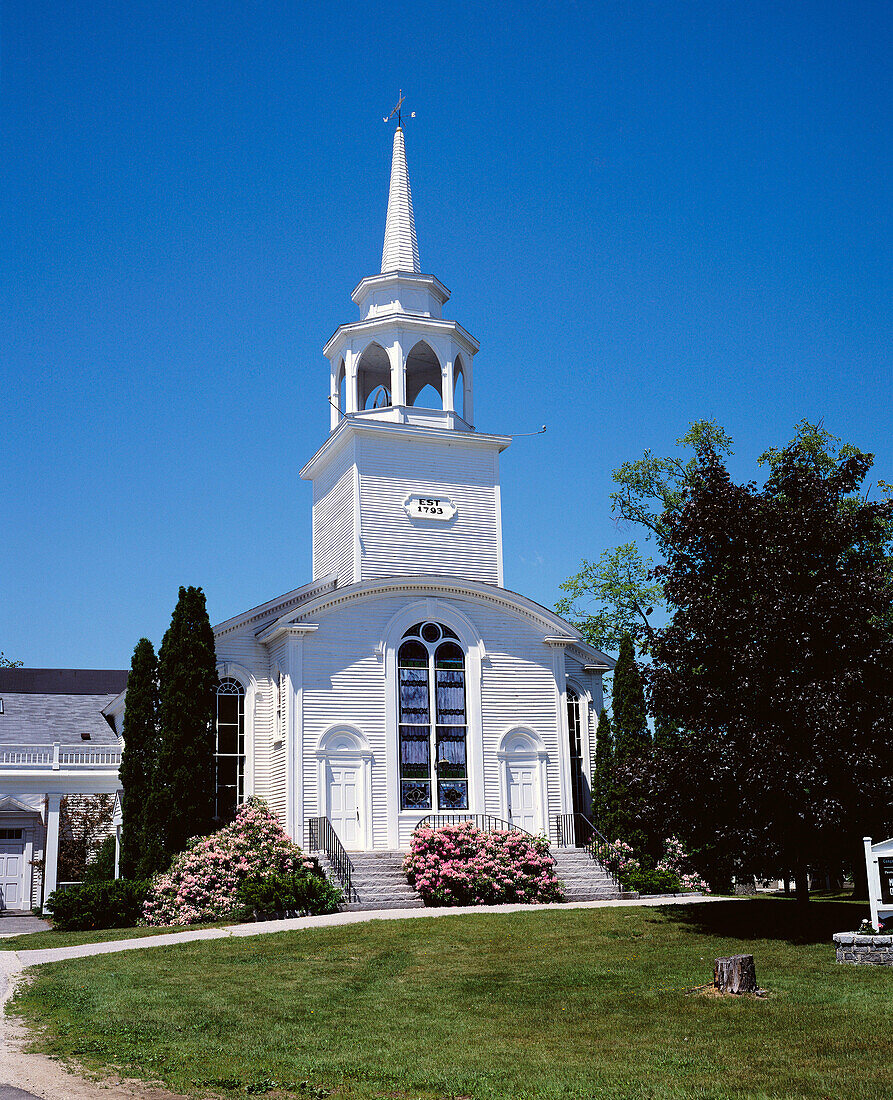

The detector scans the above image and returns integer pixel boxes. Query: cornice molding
[299,418,510,481]
[213,576,338,640]
[323,314,479,360]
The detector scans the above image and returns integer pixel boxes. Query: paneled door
[326,762,363,850]
[507,760,540,834]
[0,837,25,910]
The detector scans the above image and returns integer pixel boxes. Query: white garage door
[0,830,26,911]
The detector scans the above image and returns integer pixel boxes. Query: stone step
[343,899,425,911]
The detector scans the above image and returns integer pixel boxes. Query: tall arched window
[566,686,586,817]
[215,678,245,822]
[398,622,467,810]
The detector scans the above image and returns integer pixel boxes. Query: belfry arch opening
[336,360,346,418]
[405,341,442,408]
[453,355,465,419]
[357,343,392,411]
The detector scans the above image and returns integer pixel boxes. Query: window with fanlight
[398,622,468,811]
[215,678,246,822]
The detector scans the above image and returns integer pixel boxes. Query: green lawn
[0,921,230,952]
[9,900,892,1100]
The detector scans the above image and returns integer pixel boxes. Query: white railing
[0,742,121,770]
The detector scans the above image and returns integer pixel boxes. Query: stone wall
[833,932,893,966]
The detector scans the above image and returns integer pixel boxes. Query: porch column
[43,792,62,901]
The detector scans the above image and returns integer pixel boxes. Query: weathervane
[383,89,415,128]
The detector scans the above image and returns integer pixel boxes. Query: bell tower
[300,117,510,587]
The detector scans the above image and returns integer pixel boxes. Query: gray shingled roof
[0,669,128,695]
[0,693,121,746]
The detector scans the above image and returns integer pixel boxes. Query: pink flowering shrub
[142,797,316,925]
[601,835,709,894]
[655,836,710,893]
[403,822,564,906]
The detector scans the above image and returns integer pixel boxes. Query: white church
[0,121,614,911]
[210,121,613,854]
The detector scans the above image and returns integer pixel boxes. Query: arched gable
[379,598,485,660]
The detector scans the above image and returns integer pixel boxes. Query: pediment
[0,796,40,815]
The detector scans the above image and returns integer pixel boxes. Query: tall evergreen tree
[118,638,159,878]
[155,586,218,864]
[591,708,615,836]
[612,633,649,757]
[606,634,653,849]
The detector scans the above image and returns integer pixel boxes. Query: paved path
[0,895,734,1100]
[10,893,728,967]
[0,916,48,939]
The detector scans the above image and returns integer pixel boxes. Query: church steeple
[302,112,511,588]
[381,126,420,274]
[321,117,480,433]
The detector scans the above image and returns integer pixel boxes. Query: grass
[0,921,232,951]
[9,899,892,1100]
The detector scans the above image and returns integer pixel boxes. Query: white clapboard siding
[312,448,356,583]
[356,434,501,583]
[216,582,594,849]
[300,592,562,847]
[301,601,392,850]
[455,599,563,820]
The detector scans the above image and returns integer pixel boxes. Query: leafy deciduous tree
[556,544,663,656]
[649,433,893,903]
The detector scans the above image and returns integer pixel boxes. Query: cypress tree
[118,638,159,878]
[612,632,649,758]
[155,586,218,863]
[591,708,615,837]
[606,633,653,850]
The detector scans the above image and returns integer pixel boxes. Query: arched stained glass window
[398,624,467,810]
[216,678,245,823]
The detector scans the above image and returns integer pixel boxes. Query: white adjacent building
[211,125,613,852]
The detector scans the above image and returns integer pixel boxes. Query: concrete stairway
[314,846,632,911]
[551,847,632,901]
[340,850,424,912]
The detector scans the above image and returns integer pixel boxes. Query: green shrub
[46,879,150,931]
[84,835,117,883]
[236,870,342,917]
[622,867,684,894]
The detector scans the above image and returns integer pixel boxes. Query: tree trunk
[851,845,868,901]
[794,859,810,907]
[714,955,758,994]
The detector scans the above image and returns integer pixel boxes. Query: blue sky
[2,0,890,667]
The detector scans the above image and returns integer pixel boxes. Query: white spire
[381,126,420,274]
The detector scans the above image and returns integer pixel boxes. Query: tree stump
[714,954,758,994]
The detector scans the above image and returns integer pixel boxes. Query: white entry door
[327,762,364,850]
[0,836,26,911]
[507,760,540,834]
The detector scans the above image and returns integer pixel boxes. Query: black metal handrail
[306,816,357,902]
[552,812,621,890]
[414,813,538,839]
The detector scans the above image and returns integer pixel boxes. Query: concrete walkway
[0,916,49,939]
[0,895,734,1100]
[8,893,729,968]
